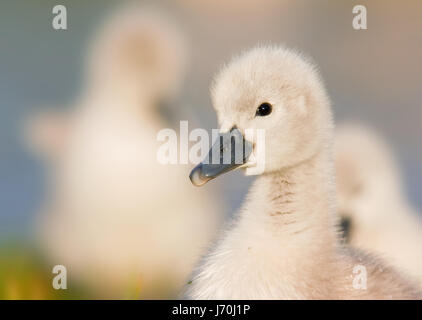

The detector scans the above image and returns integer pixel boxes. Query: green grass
[0,240,89,299]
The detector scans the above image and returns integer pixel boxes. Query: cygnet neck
[240,145,339,256]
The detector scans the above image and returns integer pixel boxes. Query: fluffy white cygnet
[185,46,421,299]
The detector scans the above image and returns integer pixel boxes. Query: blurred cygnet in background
[25,6,221,298]
[335,124,422,287]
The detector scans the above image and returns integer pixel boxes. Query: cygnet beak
[339,215,352,242]
[189,128,253,186]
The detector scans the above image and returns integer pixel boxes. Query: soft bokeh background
[0,0,421,299]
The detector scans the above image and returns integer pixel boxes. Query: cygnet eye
[255,102,272,117]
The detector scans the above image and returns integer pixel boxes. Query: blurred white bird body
[335,124,422,287]
[30,6,221,298]
[185,46,420,299]
[43,96,219,296]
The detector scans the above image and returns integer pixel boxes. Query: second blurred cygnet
[335,124,422,287]
[27,6,221,298]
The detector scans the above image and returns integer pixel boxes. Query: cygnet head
[335,124,404,234]
[190,46,333,186]
[86,5,187,105]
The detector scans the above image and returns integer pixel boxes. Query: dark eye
[255,103,272,117]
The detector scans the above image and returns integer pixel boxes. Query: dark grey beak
[189,128,253,186]
[339,215,352,242]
